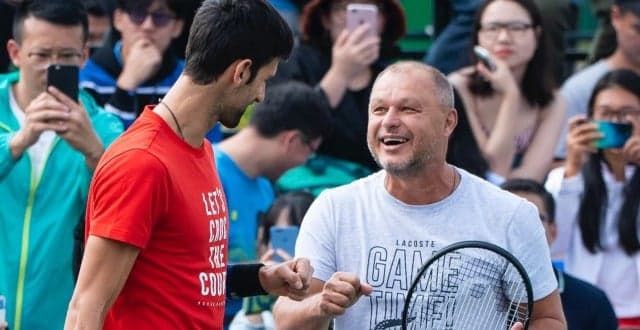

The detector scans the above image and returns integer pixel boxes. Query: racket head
[401,240,534,330]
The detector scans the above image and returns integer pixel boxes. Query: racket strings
[405,248,530,330]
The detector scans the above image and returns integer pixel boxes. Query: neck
[12,80,39,112]
[155,75,223,147]
[607,50,640,73]
[217,128,272,179]
[604,151,627,182]
[385,163,458,205]
[511,64,527,84]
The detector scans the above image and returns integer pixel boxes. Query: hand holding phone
[594,120,633,149]
[47,64,79,101]
[346,3,378,38]
[473,46,497,72]
[270,226,299,263]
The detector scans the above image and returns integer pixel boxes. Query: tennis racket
[401,240,534,330]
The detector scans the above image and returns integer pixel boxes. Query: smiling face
[477,0,538,69]
[367,66,457,176]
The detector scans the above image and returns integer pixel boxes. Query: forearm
[273,295,332,330]
[64,294,110,330]
[483,90,522,175]
[319,67,349,109]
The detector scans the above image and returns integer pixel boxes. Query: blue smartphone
[594,120,633,149]
[270,226,299,263]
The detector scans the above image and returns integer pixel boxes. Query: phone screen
[594,120,633,149]
[270,226,299,263]
[47,64,79,101]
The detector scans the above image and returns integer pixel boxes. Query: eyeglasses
[479,21,533,39]
[595,105,640,122]
[127,8,175,27]
[300,133,320,153]
[27,50,83,69]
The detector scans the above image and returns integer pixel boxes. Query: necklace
[160,101,184,140]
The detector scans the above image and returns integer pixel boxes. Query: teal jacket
[0,72,123,330]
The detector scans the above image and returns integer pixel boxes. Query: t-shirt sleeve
[294,191,336,283]
[506,200,558,301]
[88,149,169,248]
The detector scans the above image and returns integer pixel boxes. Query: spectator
[63,1,313,329]
[215,81,331,325]
[0,1,123,329]
[546,69,640,328]
[79,0,221,141]
[273,61,565,330]
[271,0,406,171]
[448,0,565,184]
[84,0,115,54]
[229,191,315,330]
[556,0,640,159]
[501,178,619,330]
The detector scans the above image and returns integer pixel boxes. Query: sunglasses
[127,8,175,27]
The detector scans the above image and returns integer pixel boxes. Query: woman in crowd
[272,0,406,171]
[545,69,640,328]
[447,0,565,184]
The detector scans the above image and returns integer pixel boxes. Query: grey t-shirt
[555,60,611,158]
[296,169,557,330]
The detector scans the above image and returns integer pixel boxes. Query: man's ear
[171,19,185,39]
[7,39,21,68]
[112,9,126,33]
[444,108,458,137]
[231,59,252,86]
[548,222,558,244]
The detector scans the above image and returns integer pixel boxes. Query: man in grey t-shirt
[273,61,566,330]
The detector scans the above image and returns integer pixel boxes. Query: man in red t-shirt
[63,1,312,329]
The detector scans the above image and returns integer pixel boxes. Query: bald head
[374,61,454,108]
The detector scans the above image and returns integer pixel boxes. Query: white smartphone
[270,226,299,263]
[473,46,497,72]
[346,3,378,37]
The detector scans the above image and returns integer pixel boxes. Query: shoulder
[561,61,610,94]
[96,147,168,184]
[315,170,384,204]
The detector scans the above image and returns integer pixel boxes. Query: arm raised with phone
[9,65,106,170]
[319,3,381,108]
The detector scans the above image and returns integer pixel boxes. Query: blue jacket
[0,72,123,330]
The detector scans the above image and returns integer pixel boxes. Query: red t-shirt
[86,107,228,329]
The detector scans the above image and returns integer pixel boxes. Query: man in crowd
[0,1,123,329]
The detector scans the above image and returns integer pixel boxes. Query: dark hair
[579,69,640,255]
[299,0,406,57]
[250,81,333,140]
[184,0,293,85]
[85,0,113,17]
[115,0,186,19]
[467,0,554,108]
[500,178,555,223]
[13,0,89,43]
[258,191,315,247]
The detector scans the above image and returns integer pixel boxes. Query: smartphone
[346,3,378,38]
[473,46,497,72]
[594,120,633,149]
[47,64,79,101]
[270,226,299,263]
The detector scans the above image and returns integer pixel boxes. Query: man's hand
[116,38,162,91]
[258,257,313,301]
[510,321,524,330]
[48,86,104,169]
[316,272,373,318]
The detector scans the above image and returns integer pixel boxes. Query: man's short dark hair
[500,178,555,223]
[250,81,332,141]
[13,0,89,43]
[115,0,185,20]
[184,0,294,85]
